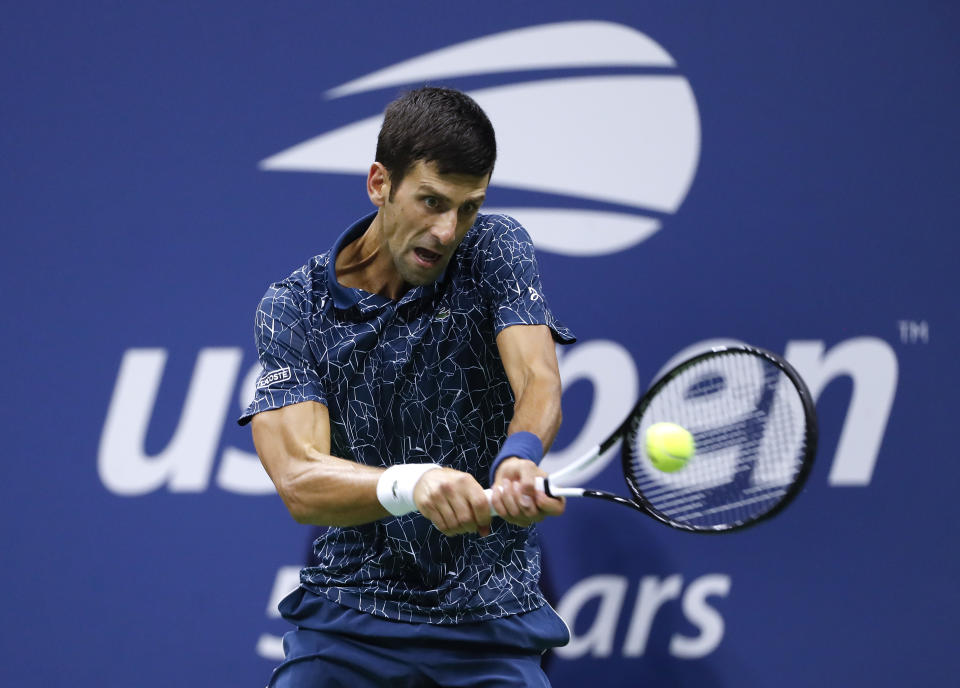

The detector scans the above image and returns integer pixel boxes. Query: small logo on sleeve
[434,307,452,321]
[256,366,292,389]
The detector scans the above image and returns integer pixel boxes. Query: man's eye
[424,197,439,209]
[461,204,477,215]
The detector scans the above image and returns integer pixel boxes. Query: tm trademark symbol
[897,320,930,344]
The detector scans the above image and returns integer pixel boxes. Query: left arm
[489,324,566,525]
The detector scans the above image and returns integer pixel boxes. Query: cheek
[384,206,414,246]
[456,217,475,239]
[395,202,422,234]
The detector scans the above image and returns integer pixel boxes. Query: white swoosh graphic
[261,75,699,214]
[261,22,700,256]
[326,21,675,98]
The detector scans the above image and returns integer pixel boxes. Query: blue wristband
[490,431,544,485]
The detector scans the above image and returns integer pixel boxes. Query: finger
[534,490,566,517]
[429,496,462,535]
[425,475,470,534]
[497,482,523,520]
[469,491,492,537]
[448,492,483,535]
[512,480,540,520]
[490,485,505,519]
[443,477,487,533]
[517,474,539,497]
[498,481,536,527]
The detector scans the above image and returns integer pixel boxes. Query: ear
[367,162,390,207]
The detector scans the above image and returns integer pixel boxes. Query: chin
[403,261,446,286]
[406,271,441,287]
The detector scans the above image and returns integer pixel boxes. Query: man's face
[377,160,489,286]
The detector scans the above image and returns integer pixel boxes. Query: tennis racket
[488,345,817,533]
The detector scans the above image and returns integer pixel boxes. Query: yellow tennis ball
[645,422,695,472]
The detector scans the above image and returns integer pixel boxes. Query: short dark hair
[375,87,497,194]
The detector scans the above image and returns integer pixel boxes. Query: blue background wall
[2,2,957,686]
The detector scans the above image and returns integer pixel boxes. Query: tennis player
[240,87,575,687]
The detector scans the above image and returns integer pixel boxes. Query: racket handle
[486,477,569,517]
[484,486,533,517]
[542,483,586,498]
[536,476,588,498]
[484,488,497,517]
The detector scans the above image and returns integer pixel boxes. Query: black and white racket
[492,345,818,533]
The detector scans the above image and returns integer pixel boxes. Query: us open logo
[259,21,701,257]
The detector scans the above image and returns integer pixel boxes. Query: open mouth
[413,247,443,266]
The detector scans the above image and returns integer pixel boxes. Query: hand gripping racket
[489,345,818,533]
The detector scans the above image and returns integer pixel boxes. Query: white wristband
[376,463,441,516]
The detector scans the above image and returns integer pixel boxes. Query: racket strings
[625,351,809,530]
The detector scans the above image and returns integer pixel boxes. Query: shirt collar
[326,211,444,312]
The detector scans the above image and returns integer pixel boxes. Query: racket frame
[542,345,819,533]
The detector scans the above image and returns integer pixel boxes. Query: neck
[335,214,408,299]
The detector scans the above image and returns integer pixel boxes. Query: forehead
[400,160,489,198]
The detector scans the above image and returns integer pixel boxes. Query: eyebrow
[418,184,486,205]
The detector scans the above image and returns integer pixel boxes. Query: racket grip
[484,478,549,517]
[484,488,497,517]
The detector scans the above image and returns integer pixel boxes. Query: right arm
[251,400,491,536]
[251,400,387,526]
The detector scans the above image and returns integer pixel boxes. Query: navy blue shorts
[268,588,569,687]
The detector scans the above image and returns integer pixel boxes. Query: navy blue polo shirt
[240,211,575,624]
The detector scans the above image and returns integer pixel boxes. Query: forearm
[251,402,390,526]
[252,403,488,533]
[506,371,562,451]
[277,452,389,526]
[491,371,567,524]
[493,325,565,487]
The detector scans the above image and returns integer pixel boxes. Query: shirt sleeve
[476,214,576,343]
[237,282,327,426]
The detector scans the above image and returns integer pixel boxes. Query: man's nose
[431,209,458,245]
